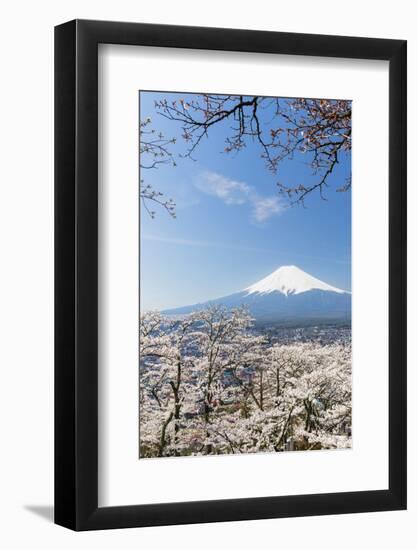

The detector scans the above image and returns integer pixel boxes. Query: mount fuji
[162,265,351,325]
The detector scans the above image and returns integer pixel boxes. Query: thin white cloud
[142,234,267,252]
[195,171,283,222]
[143,235,212,247]
[253,197,282,222]
[195,171,251,205]
[142,234,350,265]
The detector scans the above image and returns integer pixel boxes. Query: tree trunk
[158,412,173,457]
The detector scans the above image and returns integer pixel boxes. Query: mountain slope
[162,265,351,324]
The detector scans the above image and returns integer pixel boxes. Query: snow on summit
[244,265,346,296]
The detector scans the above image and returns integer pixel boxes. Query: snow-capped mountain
[244,265,346,296]
[162,265,351,325]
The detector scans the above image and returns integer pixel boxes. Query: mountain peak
[244,265,346,296]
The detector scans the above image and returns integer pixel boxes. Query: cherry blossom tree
[139,307,352,458]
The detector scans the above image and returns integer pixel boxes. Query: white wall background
[0,1,414,548]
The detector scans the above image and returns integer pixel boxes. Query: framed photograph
[55,19,406,530]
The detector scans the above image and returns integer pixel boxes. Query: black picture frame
[55,19,407,531]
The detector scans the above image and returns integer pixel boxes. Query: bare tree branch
[139,117,177,218]
[154,95,352,205]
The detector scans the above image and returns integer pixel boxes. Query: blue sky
[140,91,351,310]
